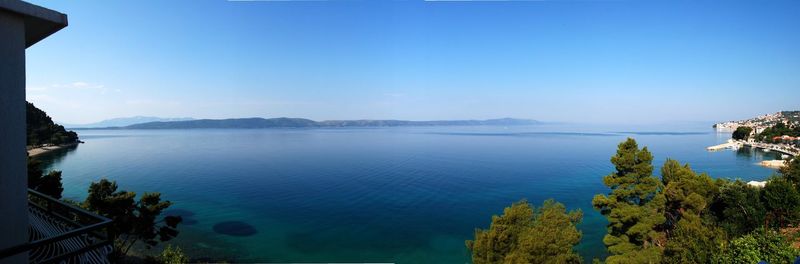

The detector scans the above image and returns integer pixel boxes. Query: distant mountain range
[79,117,540,129]
[64,116,195,128]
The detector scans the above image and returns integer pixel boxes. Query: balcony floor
[27,198,112,263]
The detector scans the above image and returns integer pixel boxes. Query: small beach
[28,143,78,157]
[760,159,787,169]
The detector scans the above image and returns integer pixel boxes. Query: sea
[36,123,783,263]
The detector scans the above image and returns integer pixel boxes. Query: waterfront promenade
[708,140,798,156]
[743,141,800,156]
[708,140,798,169]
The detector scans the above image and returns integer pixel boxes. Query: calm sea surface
[38,124,783,263]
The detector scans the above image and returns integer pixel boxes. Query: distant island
[63,116,195,128]
[74,117,540,129]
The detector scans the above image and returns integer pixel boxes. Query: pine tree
[467,199,583,264]
[660,159,723,263]
[592,138,666,263]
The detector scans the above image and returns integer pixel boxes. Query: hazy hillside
[64,116,194,128]
[121,117,540,129]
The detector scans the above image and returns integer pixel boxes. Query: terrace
[0,1,115,263]
[0,190,113,263]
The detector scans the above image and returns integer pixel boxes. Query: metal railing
[0,189,113,263]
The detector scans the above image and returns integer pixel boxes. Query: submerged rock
[213,221,257,237]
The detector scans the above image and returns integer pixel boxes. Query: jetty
[707,139,742,151]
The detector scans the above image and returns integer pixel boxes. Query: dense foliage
[469,138,800,264]
[710,180,765,237]
[762,176,800,228]
[155,245,189,264]
[27,158,64,199]
[592,138,666,263]
[755,122,800,143]
[466,199,583,264]
[659,159,726,263]
[591,138,800,263]
[84,179,182,259]
[713,230,799,264]
[27,102,79,146]
[732,126,753,140]
[780,158,800,187]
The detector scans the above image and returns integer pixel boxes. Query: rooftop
[0,0,67,47]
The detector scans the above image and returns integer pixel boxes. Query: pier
[706,139,742,151]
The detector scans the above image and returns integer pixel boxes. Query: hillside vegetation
[468,138,800,263]
[26,102,79,146]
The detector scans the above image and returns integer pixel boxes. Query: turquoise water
[38,124,782,263]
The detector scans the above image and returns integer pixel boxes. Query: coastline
[760,160,787,169]
[27,143,79,157]
[707,139,796,169]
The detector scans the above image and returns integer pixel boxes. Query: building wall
[0,10,29,264]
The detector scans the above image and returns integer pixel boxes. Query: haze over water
[39,124,782,263]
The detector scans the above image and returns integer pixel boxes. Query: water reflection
[33,144,79,169]
[735,146,782,161]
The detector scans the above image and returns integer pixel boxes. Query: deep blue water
[38,124,783,263]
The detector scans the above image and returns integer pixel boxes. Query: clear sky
[24,0,800,124]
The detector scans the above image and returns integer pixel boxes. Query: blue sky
[25,0,800,124]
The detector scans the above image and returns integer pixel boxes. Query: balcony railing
[0,189,113,263]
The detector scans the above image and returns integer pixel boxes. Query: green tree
[37,171,64,199]
[780,158,800,188]
[157,245,189,264]
[762,176,800,228]
[28,158,44,188]
[713,229,799,264]
[756,122,798,143]
[27,157,64,199]
[661,160,717,229]
[466,199,583,264]
[660,159,684,186]
[84,179,182,258]
[731,126,753,141]
[663,213,724,264]
[660,159,724,263]
[710,180,766,237]
[592,138,666,263]
[26,102,79,146]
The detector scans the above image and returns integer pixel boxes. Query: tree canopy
[731,126,753,141]
[762,176,800,228]
[27,157,64,199]
[660,159,724,263]
[592,138,666,263]
[26,102,79,146]
[713,230,799,264]
[756,122,800,143]
[84,179,182,259]
[468,138,800,263]
[467,199,583,264]
[780,158,800,188]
